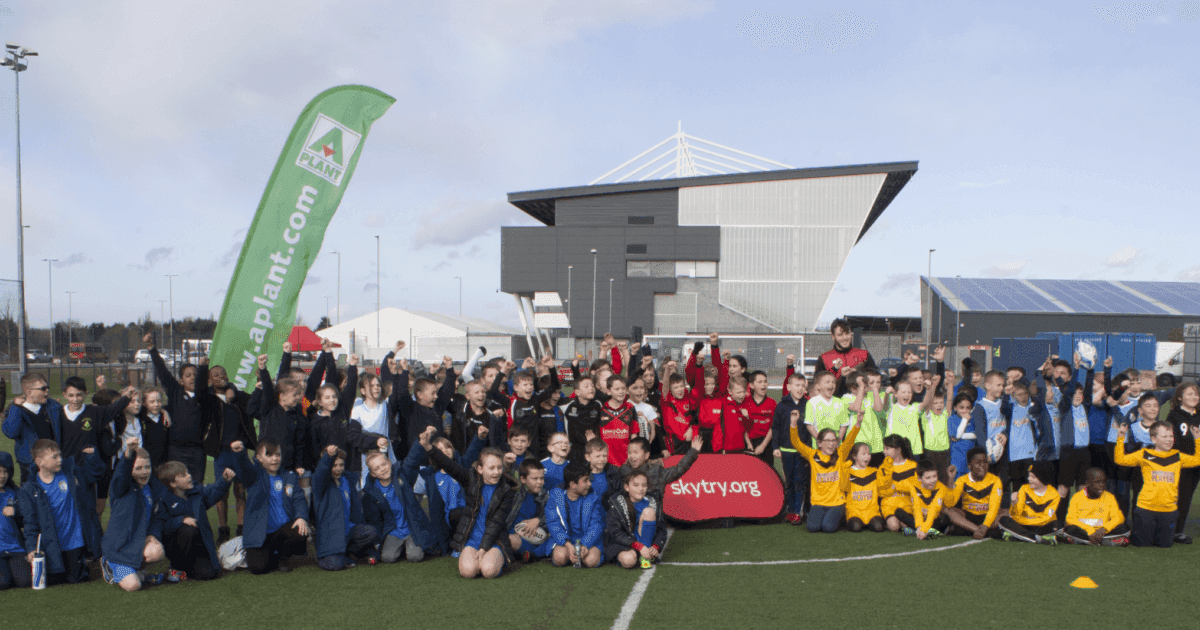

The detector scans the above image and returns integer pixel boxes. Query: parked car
[134,349,153,363]
[118,349,136,363]
[26,349,52,363]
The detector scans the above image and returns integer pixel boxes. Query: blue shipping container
[1106,333,1136,376]
[993,337,1055,380]
[1134,333,1156,372]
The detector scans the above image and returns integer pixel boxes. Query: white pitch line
[611,529,675,630]
[662,538,986,567]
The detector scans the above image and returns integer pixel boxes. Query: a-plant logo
[296,113,362,186]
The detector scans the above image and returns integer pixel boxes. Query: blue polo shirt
[338,476,354,536]
[267,474,288,533]
[38,473,84,551]
[378,480,410,540]
[466,484,496,549]
[0,489,24,554]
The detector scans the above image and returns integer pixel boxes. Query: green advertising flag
[210,85,394,388]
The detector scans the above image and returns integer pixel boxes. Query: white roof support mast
[590,121,793,186]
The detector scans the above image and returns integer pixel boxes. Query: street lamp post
[566,265,572,324]
[4,42,36,374]
[65,290,75,354]
[330,251,341,324]
[453,276,462,317]
[158,300,167,344]
[42,258,56,357]
[590,249,597,357]
[608,278,613,335]
[164,274,176,360]
[927,248,936,366]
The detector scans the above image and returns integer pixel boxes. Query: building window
[628,215,654,225]
[627,261,674,278]
[675,261,717,278]
[627,244,648,254]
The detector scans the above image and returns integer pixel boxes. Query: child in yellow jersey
[789,409,862,533]
[879,435,917,533]
[998,461,1060,545]
[944,447,1003,539]
[842,443,883,532]
[1062,468,1130,546]
[1114,420,1200,547]
[906,459,949,539]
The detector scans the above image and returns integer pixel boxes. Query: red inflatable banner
[662,454,784,522]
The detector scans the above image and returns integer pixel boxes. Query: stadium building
[500,127,918,357]
[923,277,1200,368]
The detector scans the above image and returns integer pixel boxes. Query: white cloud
[1179,265,1200,281]
[876,273,918,296]
[981,260,1028,277]
[412,199,535,248]
[1105,246,1139,268]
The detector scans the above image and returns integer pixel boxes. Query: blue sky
[0,0,1196,331]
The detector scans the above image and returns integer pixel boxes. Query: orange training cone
[1070,576,1098,589]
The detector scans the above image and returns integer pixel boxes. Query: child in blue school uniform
[313,445,380,570]
[0,451,31,589]
[229,440,309,574]
[156,444,240,581]
[362,449,438,565]
[547,462,605,569]
[18,439,105,585]
[100,436,167,591]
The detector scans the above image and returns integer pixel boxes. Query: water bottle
[573,539,583,569]
[31,552,45,590]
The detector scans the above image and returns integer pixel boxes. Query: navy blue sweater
[230,453,307,549]
[361,460,438,556]
[312,452,367,559]
[158,474,233,570]
[3,400,63,466]
[18,454,105,574]
[101,452,166,567]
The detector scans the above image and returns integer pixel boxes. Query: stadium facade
[500,150,918,354]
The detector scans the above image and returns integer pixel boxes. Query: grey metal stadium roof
[507,160,919,239]
[928,277,1200,316]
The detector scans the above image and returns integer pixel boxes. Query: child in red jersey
[714,377,751,454]
[598,376,638,467]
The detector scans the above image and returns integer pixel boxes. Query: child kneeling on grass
[906,459,949,539]
[419,426,515,579]
[788,409,862,533]
[101,437,167,591]
[548,463,605,568]
[943,447,1003,539]
[1062,468,1130,546]
[842,443,884,533]
[606,470,667,569]
[230,440,309,574]
[507,459,552,562]
[315,445,381,570]
[998,461,1061,545]
[157,446,239,581]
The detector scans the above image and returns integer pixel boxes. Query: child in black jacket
[418,426,516,579]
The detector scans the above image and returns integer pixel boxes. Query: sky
[0,0,1197,332]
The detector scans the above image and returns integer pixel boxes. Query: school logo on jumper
[58,480,68,492]
[285,484,294,497]
[296,113,362,186]
[274,479,283,492]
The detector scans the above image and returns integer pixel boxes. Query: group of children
[1,320,1197,590]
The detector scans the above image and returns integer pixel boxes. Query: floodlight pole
[375,236,380,350]
[591,250,597,358]
[5,43,36,374]
[165,274,176,359]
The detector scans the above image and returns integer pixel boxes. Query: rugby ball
[985,435,1004,464]
[1077,341,1097,370]
[517,523,548,545]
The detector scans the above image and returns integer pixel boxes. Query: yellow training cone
[1071,577,1098,589]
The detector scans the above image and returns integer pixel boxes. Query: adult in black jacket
[145,333,209,484]
[418,426,516,579]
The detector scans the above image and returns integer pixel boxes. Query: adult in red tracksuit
[713,394,750,453]
[819,318,876,379]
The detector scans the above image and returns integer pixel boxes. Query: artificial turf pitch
[6,435,1200,627]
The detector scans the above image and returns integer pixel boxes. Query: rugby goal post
[643,334,805,390]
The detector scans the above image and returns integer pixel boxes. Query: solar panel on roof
[1123,281,1200,316]
[935,278,1061,313]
